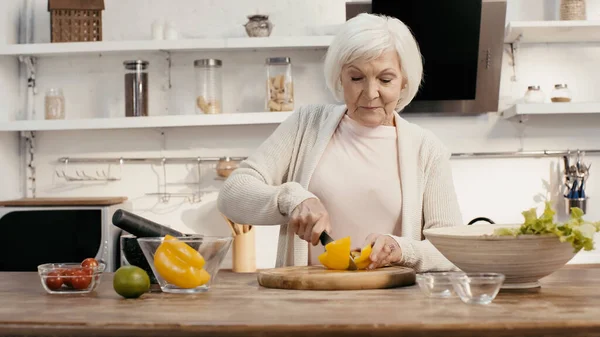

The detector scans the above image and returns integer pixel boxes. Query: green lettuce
[493,201,600,253]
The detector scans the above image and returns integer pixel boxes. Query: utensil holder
[565,197,587,214]
[232,227,256,273]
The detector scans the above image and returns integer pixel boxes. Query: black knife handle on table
[112,209,184,237]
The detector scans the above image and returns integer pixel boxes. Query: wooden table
[1,265,600,337]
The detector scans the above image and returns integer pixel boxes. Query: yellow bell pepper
[154,235,210,288]
[319,237,374,270]
[318,236,352,270]
[353,244,372,270]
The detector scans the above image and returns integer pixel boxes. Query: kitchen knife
[112,209,184,237]
[319,231,358,271]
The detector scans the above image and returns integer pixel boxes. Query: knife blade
[319,231,358,270]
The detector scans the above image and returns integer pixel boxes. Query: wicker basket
[48,0,105,42]
[560,0,587,20]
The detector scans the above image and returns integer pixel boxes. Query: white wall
[3,0,600,268]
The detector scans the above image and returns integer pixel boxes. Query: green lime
[113,265,150,299]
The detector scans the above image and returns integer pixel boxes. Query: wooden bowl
[423,224,577,289]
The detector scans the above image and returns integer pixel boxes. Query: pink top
[307,114,402,265]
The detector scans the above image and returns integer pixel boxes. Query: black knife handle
[112,209,184,238]
[319,231,334,246]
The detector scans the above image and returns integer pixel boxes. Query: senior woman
[217,13,463,273]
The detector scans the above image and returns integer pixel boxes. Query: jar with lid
[523,85,545,103]
[124,60,149,117]
[45,88,65,120]
[194,59,223,114]
[266,57,294,112]
[551,84,572,103]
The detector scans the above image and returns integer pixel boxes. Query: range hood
[346,0,507,115]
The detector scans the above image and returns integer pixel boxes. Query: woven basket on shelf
[48,0,105,42]
[560,0,587,20]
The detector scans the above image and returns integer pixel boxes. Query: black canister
[124,60,149,117]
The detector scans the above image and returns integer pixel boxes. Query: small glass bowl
[416,272,462,298]
[38,262,106,294]
[449,272,505,305]
[137,235,233,294]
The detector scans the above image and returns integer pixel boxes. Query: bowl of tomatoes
[38,258,105,294]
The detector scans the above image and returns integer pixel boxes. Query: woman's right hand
[289,198,332,246]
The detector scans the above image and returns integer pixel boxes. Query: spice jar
[194,59,223,114]
[44,88,65,120]
[124,60,149,117]
[266,57,294,112]
[523,85,545,103]
[551,84,572,103]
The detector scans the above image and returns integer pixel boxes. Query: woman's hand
[289,198,332,246]
[362,234,402,270]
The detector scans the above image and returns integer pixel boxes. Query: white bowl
[423,224,577,289]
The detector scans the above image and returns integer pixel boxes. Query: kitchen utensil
[0,197,128,207]
[120,234,159,286]
[232,227,256,273]
[424,224,577,289]
[220,214,256,272]
[319,231,358,271]
[257,265,415,290]
[566,197,587,214]
[112,209,183,238]
[137,235,233,293]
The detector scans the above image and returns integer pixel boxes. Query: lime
[113,265,150,299]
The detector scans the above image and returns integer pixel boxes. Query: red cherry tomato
[45,271,63,290]
[71,269,92,290]
[81,258,99,269]
[61,269,75,288]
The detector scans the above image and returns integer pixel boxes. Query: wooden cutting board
[257,265,415,290]
[0,197,128,207]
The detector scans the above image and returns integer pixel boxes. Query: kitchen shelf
[505,20,600,44]
[501,102,600,119]
[0,36,334,57]
[0,112,294,132]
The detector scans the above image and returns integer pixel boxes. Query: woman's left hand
[362,234,402,270]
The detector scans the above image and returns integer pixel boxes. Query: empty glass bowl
[416,272,462,298]
[137,235,233,294]
[449,273,505,305]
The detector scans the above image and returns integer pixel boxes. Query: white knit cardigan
[217,104,463,272]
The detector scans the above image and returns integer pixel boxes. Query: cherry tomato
[81,258,99,269]
[45,271,63,290]
[61,269,76,288]
[71,269,92,290]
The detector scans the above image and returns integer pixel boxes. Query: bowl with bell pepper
[137,234,233,294]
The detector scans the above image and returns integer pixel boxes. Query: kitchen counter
[1,265,600,337]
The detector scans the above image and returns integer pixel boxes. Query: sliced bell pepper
[153,235,210,288]
[318,236,352,270]
[353,244,372,270]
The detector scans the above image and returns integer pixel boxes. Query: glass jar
[194,59,223,114]
[266,57,294,112]
[44,88,65,120]
[523,85,545,103]
[551,84,572,103]
[124,60,149,117]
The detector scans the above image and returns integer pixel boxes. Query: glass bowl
[416,272,462,298]
[38,262,106,294]
[449,272,505,305]
[137,235,233,294]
